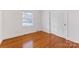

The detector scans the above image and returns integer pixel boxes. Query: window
[22,10,33,26]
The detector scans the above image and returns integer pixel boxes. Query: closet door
[50,10,67,38]
[68,10,79,43]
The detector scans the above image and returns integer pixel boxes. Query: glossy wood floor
[0,31,79,48]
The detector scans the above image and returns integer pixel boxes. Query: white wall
[41,10,50,33]
[68,10,79,43]
[0,11,3,43]
[1,10,41,39]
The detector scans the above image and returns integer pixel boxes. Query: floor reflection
[22,40,33,48]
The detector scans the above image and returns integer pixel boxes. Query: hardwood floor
[0,31,79,48]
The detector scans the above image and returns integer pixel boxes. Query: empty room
[0,10,79,48]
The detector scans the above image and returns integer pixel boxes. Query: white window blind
[22,10,33,26]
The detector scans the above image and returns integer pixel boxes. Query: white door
[67,10,79,43]
[50,10,67,38]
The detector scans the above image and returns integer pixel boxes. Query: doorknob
[64,24,66,26]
